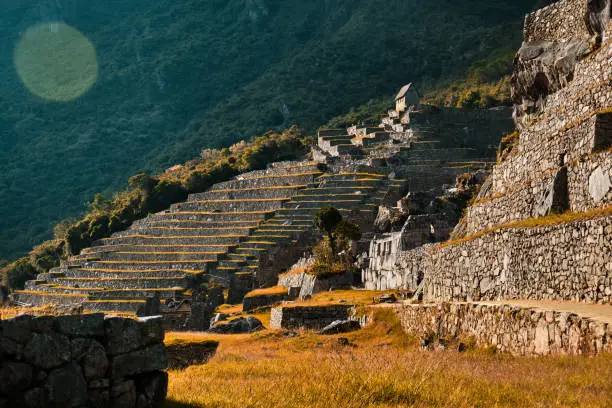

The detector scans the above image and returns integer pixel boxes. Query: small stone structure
[394,302,611,356]
[395,83,420,113]
[278,270,354,299]
[270,304,356,330]
[0,314,168,407]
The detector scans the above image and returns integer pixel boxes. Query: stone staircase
[13,162,325,312]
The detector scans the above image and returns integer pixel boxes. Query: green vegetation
[0,0,542,260]
[1,257,38,290]
[422,47,517,108]
[311,207,361,279]
[0,127,309,283]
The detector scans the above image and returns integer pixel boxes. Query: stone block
[56,314,105,338]
[110,344,168,379]
[588,166,611,203]
[0,362,32,395]
[104,316,164,356]
[23,332,71,370]
[1,315,33,343]
[45,364,88,407]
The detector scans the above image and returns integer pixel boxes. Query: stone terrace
[14,162,325,313]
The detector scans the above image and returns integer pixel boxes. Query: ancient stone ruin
[0,314,167,407]
[13,75,509,331]
[8,0,609,358]
[367,0,611,355]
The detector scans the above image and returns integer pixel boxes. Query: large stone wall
[364,245,431,291]
[425,215,611,303]
[364,214,611,303]
[394,302,611,356]
[0,314,167,408]
[270,305,355,330]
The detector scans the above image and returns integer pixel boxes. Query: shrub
[311,208,361,279]
[3,257,38,290]
[55,126,310,256]
[29,240,64,272]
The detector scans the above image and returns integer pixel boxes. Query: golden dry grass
[289,289,400,308]
[442,205,612,248]
[244,286,288,299]
[165,309,612,408]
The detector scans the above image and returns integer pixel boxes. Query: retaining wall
[0,314,167,408]
[394,302,611,356]
[270,305,355,330]
[425,215,611,304]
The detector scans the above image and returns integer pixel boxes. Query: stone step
[238,241,282,249]
[83,300,146,313]
[96,251,225,262]
[51,277,188,289]
[119,226,254,237]
[97,235,245,246]
[189,186,303,201]
[284,200,365,209]
[248,234,294,243]
[236,165,323,180]
[142,211,272,223]
[319,134,353,141]
[82,244,237,255]
[292,192,367,200]
[317,179,384,188]
[254,227,311,234]
[79,260,215,271]
[325,138,357,147]
[277,207,377,216]
[300,186,376,195]
[59,268,196,279]
[173,198,289,213]
[210,173,321,191]
[233,247,268,257]
[132,219,260,229]
[318,129,347,137]
[12,291,88,307]
[88,288,184,300]
[318,172,387,180]
[354,126,385,136]
[27,284,183,300]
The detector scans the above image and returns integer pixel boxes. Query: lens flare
[14,22,98,102]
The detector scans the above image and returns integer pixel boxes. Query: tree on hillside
[314,207,343,255]
[311,207,362,279]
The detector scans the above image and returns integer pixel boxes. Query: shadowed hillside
[0,0,549,259]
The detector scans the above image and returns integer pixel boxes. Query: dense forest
[0,0,551,260]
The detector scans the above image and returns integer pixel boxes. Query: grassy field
[164,309,612,408]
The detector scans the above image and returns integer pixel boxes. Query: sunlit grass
[166,309,612,408]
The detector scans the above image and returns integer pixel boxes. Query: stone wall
[425,215,611,303]
[270,305,355,330]
[394,302,611,356]
[363,245,432,291]
[458,10,612,237]
[278,271,354,299]
[524,0,591,42]
[0,314,167,408]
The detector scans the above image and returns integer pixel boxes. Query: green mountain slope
[0,0,548,260]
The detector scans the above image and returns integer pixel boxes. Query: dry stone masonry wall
[395,302,611,356]
[425,216,611,303]
[270,305,356,330]
[0,314,167,408]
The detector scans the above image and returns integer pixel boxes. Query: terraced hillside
[13,93,511,322]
